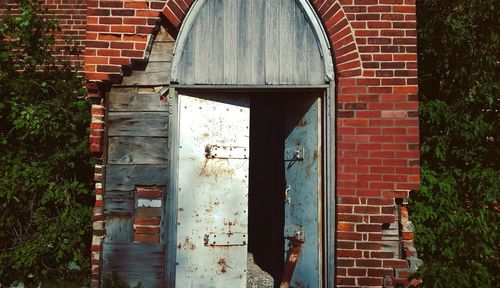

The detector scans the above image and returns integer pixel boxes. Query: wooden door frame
[164,84,335,287]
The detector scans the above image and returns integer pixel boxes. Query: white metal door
[175,93,249,287]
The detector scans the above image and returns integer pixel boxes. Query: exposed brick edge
[311,0,363,77]
[87,81,106,288]
[392,200,423,287]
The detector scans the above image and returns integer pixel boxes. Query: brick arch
[160,0,362,78]
[310,1,362,77]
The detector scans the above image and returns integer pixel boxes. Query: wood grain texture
[105,216,134,241]
[109,88,168,112]
[108,112,169,137]
[120,61,172,86]
[104,190,135,215]
[174,0,326,85]
[222,0,238,84]
[105,164,168,191]
[101,243,165,272]
[101,271,163,288]
[149,42,175,62]
[108,137,168,165]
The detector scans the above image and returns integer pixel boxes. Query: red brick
[134,217,161,226]
[356,259,382,267]
[383,259,409,269]
[137,187,163,199]
[135,226,160,234]
[134,234,160,243]
[358,277,384,286]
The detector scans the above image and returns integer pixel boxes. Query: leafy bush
[410,0,500,286]
[0,0,93,285]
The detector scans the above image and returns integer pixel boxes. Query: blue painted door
[283,95,322,287]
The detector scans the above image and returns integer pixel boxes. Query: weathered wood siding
[101,28,174,287]
[101,243,165,288]
[172,0,327,85]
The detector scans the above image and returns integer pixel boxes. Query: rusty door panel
[175,94,249,287]
[283,95,322,287]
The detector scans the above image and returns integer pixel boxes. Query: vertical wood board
[172,0,328,85]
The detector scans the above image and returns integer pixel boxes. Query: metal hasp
[204,233,247,247]
[283,95,323,287]
[205,145,248,159]
[175,93,250,287]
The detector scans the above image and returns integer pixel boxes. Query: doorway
[173,90,324,288]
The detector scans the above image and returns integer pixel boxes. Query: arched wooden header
[170,0,334,85]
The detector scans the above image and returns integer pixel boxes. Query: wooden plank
[305,19,324,84]
[109,88,168,112]
[101,243,165,272]
[120,61,172,86]
[105,216,134,241]
[104,191,135,215]
[101,271,163,288]
[149,41,175,62]
[209,0,224,84]
[279,0,294,84]
[106,164,168,191]
[108,137,168,165]
[222,0,238,84]
[179,32,195,84]
[236,0,250,84]
[251,0,265,84]
[294,3,307,84]
[264,0,280,84]
[155,26,174,42]
[108,112,169,137]
[193,1,208,83]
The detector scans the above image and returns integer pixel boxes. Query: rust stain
[313,150,318,161]
[199,159,210,176]
[298,118,308,127]
[280,237,304,288]
[218,258,232,273]
[181,237,196,251]
[199,158,235,177]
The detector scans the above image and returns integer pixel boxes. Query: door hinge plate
[204,233,247,247]
[205,145,248,159]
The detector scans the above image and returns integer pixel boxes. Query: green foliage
[0,0,92,286]
[410,0,500,286]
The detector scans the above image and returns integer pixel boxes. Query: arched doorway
[165,0,335,287]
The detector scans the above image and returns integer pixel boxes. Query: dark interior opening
[248,95,286,285]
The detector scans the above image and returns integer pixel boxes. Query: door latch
[285,147,305,161]
[284,185,291,204]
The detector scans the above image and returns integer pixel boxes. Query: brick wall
[0,0,86,63]
[19,0,421,286]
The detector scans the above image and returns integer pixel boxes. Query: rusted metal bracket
[280,234,305,288]
[205,145,248,159]
[203,233,247,247]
